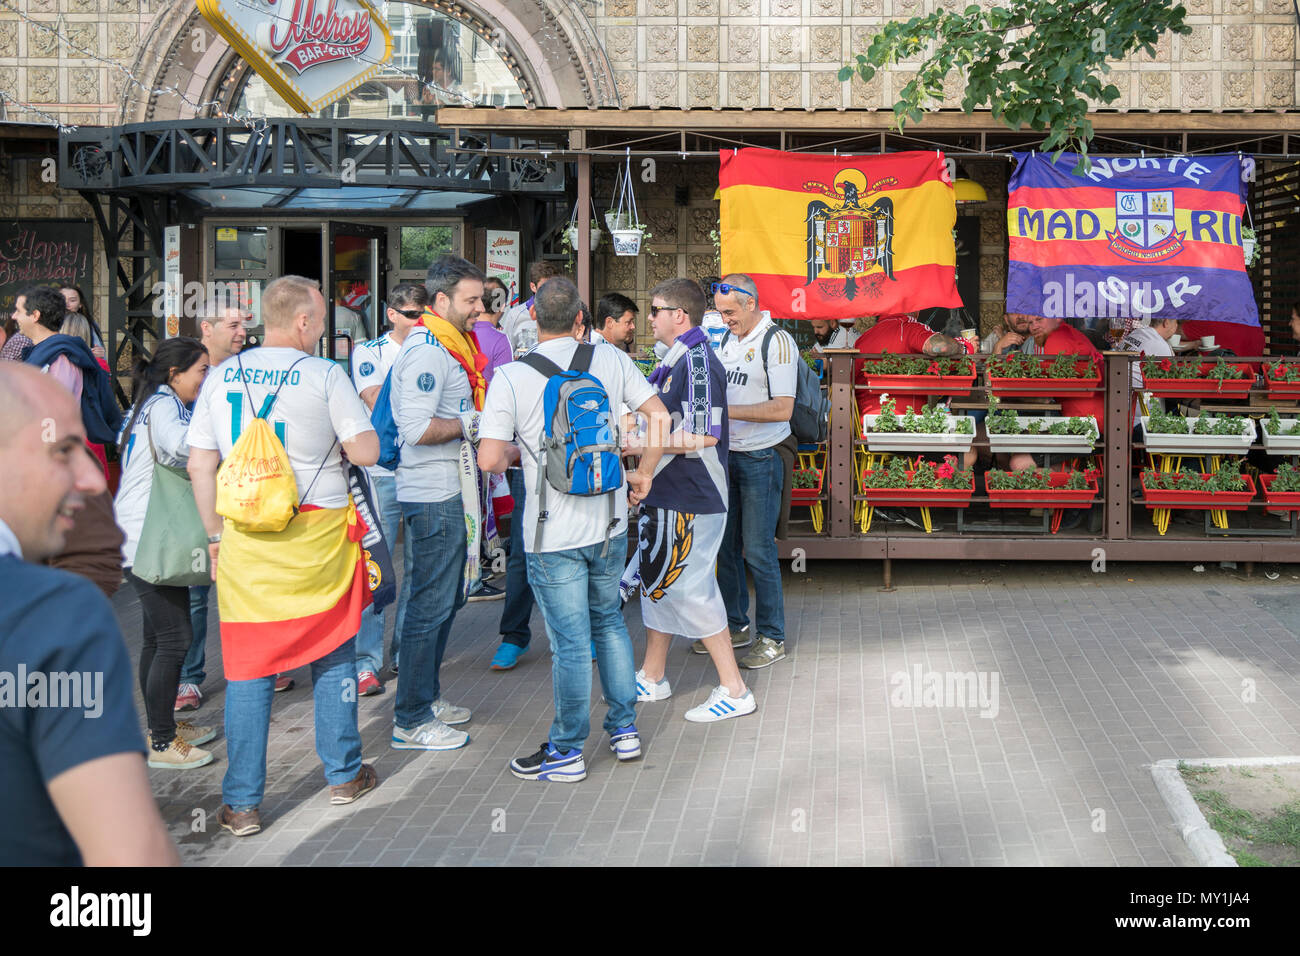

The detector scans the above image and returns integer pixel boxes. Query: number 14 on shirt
[227,391,288,448]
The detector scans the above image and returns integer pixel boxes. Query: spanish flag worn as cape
[217,503,372,681]
[719,147,960,320]
[422,309,488,410]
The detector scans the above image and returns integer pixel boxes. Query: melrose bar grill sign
[197,0,393,114]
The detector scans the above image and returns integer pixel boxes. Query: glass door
[326,222,388,368]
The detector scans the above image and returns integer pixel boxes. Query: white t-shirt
[114,386,191,568]
[188,347,373,509]
[351,332,402,478]
[502,301,537,355]
[811,325,859,352]
[390,328,473,503]
[480,337,656,553]
[718,315,798,452]
[1121,324,1173,390]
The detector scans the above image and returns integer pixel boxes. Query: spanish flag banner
[1007,152,1259,326]
[217,502,372,681]
[719,148,960,320]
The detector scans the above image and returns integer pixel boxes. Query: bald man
[0,364,178,866]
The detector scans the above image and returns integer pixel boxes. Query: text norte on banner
[1005,152,1260,326]
[197,0,393,114]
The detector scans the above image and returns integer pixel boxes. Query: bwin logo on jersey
[726,369,749,387]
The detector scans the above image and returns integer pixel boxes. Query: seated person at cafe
[1006,315,1105,473]
[854,313,963,418]
[809,319,859,352]
[981,312,1037,356]
[1180,319,1264,362]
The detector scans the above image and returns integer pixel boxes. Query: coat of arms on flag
[1109,190,1184,262]
[718,148,960,320]
[804,170,896,300]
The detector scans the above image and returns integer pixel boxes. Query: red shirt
[855,317,937,416]
[1040,323,1104,423]
[1180,321,1265,368]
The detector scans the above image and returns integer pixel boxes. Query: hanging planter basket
[607,149,646,257]
[562,196,602,255]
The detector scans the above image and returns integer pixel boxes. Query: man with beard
[388,256,484,751]
[808,319,858,352]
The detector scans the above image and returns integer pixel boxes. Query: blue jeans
[394,496,466,730]
[500,467,535,648]
[180,585,209,686]
[222,637,362,810]
[355,473,409,674]
[525,534,636,752]
[716,446,786,643]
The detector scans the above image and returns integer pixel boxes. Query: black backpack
[722,326,829,445]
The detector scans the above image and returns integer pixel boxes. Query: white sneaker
[684,685,757,723]
[635,669,672,702]
[392,716,470,750]
[432,698,471,725]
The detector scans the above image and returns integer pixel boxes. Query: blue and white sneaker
[510,742,586,782]
[684,685,757,723]
[635,668,672,702]
[608,724,642,761]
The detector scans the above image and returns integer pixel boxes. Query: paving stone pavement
[111,559,1300,866]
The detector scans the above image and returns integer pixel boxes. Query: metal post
[827,350,855,536]
[577,154,592,305]
[1104,352,1131,540]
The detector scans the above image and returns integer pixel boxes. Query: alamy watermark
[890,665,1000,719]
[0,665,103,718]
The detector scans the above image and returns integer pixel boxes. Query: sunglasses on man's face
[710,282,756,301]
[389,307,425,319]
[648,304,680,317]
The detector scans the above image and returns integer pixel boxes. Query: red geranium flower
[927,362,939,374]
[936,463,955,479]
[1159,358,1173,372]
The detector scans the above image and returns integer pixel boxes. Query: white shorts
[636,507,728,641]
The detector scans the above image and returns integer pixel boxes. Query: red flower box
[986,472,1100,509]
[791,469,824,502]
[1260,474,1300,510]
[1262,364,1300,399]
[988,360,1101,397]
[861,372,977,396]
[1142,362,1255,399]
[1139,473,1257,511]
[859,471,975,508]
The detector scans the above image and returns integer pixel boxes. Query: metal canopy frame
[58,119,569,194]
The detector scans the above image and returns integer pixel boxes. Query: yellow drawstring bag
[215,355,305,533]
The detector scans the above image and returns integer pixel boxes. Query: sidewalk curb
[1150,756,1300,867]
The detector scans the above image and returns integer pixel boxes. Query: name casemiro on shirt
[222,367,303,386]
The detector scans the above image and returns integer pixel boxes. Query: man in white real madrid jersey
[713,274,796,670]
[349,282,428,696]
[388,257,483,753]
[809,319,859,352]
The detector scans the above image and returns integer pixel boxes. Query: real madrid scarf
[421,309,488,410]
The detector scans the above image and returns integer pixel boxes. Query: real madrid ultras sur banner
[197,0,393,115]
[717,147,961,320]
[1006,152,1260,327]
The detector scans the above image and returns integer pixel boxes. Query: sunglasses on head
[710,281,756,300]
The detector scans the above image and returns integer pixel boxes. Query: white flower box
[1139,415,1256,454]
[985,416,1099,455]
[862,414,977,453]
[1261,421,1300,453]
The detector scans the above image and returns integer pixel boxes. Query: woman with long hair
[114,336,216,770]
[61,286,106,359]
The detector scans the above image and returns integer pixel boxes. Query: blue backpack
[370,367,402,471]
[520,343,623,554]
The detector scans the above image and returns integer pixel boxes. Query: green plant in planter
[1205,356,1246,381]
[984,396,1020,435]
[1144,460,1248,492]
[1205,459,1248,492]
[1265,361,1300,383]
[986,469,1088,491]
[1145,410,1191,434]
[862,352,973,376]
[862,455,970,490]
[1266,408,1300,436]
[1141,356,1246,380]
[872,396,903,432]
[792,469,820,489]
[1270,462,1300,492]
[1189,415,1249,436]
